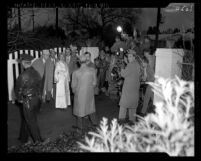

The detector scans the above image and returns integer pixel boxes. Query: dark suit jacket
[15,67,42,104]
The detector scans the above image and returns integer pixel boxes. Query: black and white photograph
[5,1,196,156]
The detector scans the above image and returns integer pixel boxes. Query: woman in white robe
[54,52,71,109]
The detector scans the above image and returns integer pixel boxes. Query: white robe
[54,61,71,108]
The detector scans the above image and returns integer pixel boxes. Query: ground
[7,94,121,148]
[7,91,150,152]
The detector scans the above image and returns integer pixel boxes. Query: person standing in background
[32,50,50,103]
[65,48,71,66]
[104,52,111,96]
[65,46,78,107]
[42,49,56,103]
[68,43,79,77]
[141,56,155,116]
[85,51,96,69]
[97,50,108,93]
[49,49,57,101]
[143,49,156,71]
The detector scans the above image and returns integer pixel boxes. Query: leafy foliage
[78,76,194,156]
[8,131,89,153]
[62,8,142,44]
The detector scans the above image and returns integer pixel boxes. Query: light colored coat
[119,61,141,109]
[72,66,97,117]
[54,61,71,108]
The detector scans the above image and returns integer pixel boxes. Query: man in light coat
[71,53,98,132]
[119,49,141,124]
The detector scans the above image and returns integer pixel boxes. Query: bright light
[117,26,122,32]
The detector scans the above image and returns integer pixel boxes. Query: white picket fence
[7,47,66,102]
[7,47,99,102]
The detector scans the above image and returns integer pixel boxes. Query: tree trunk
[56,8,58,33]
[18,7,21,31]
[32,9,34,32]
[154,7,161,50]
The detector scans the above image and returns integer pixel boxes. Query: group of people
[14,43,98,144]
[14,33,155,144]
[92,34,155,124]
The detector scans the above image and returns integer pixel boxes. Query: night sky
[138,8,194,31]
[10,7,194,33]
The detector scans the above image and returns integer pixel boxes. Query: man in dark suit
[32,50,49,103]
[15,54,43,143]
[68,43,79,76]
[49,49,57,101]
[141,55,155,116]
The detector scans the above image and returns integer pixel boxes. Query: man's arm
[120,64,131,78]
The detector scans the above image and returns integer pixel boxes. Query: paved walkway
[7,94,120,148]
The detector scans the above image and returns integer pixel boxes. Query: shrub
[77,76,194,156]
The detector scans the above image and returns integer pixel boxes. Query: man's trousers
[141,85,154,114]
[119,107,137,122]
[18,97,42,143]
[76,113,98,130]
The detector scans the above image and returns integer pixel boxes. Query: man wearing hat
[14,54,43,144]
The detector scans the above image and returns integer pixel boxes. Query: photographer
[110,36,127,54]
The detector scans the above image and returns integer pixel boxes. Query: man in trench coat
[119,49,141,124]
[71,53,98,132]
